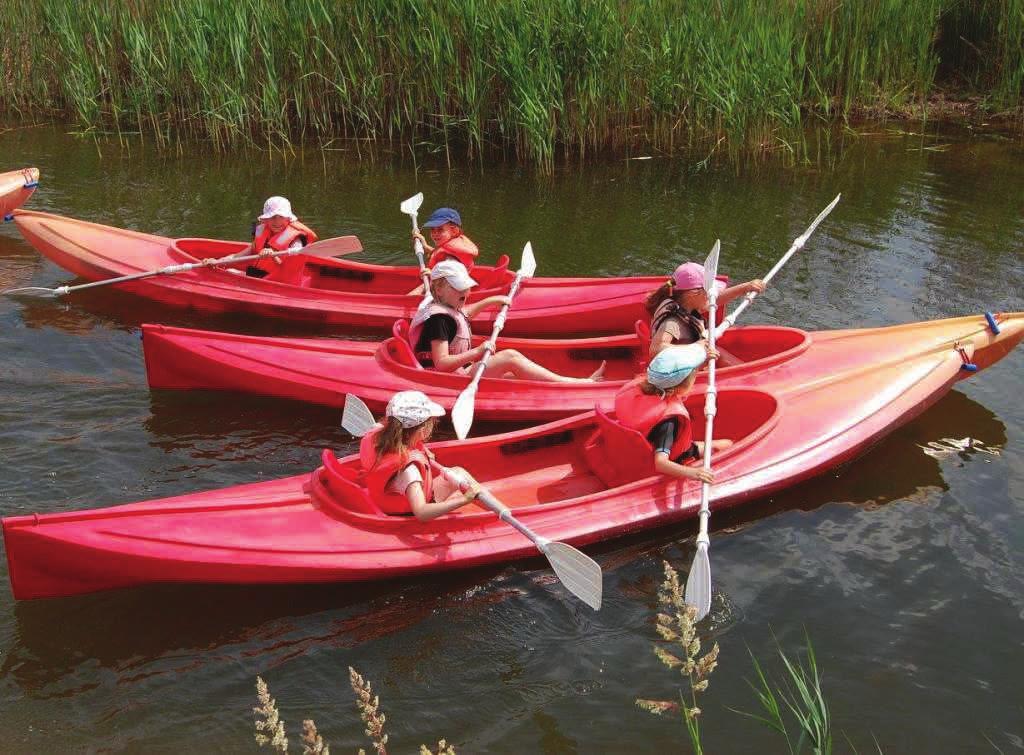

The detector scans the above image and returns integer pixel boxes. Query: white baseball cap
[258,196,297,221]
[386,390,446,428]
[430,259,478,291]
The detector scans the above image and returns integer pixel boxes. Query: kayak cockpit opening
[312,389,779,524]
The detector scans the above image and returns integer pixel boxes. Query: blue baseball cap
[422,207,462,229]
[646,343,707,389]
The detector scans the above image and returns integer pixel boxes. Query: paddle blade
[702,239,720,294]
[451,385,477,440]
[400,192,424,216]
[520,242,537,279]
[1,286,59,298]
[341,394,377,437]
[542,541,603,610]
[303,235,363,258]
[684,543,712,621]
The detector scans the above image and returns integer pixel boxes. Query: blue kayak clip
[956,345,978,372]
[24,180,39,189]
[2,213,13,223]
[984,312,1000,335]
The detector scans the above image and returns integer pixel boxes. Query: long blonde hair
[372,416,435,466]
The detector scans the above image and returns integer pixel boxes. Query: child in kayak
[646,262,764,358]
[360,391,480,520]
[410,260,605,382]
[408,207,479,295]
[613,343,732,483]
[204,196,318,279]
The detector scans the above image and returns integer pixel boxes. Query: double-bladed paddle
[451,242,537,440]
[400,192,431,291]
[341,393,602,611]
[684,240,721,622]
[2,234,364,298]
[714,193,841,337]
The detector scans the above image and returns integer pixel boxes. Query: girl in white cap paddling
[205,196,319,279]
[613,343,732,482]
[360,391,480,520]
[409,260,605,382]
[646,261,764,358]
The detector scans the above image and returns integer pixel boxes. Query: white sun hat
[430,259,478,291]
[386,390,446,428]
[258,196,297,221]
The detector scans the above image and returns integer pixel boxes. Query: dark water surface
[0,125,1022,753]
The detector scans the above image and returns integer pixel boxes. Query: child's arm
[406,481,479,522]
[654,452,714,483]
[412,231,435,254]
[717,279,765,306]
[464,295,510,319]
[430,339,487,372]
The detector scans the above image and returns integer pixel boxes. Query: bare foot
[589,360,607,381]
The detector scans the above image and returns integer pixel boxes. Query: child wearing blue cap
[613,343,732,482]
[413,207,480,269]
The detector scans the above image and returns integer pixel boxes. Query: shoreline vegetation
[2,0,1022,171]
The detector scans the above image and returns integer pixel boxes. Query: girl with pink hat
[645,261,765,358]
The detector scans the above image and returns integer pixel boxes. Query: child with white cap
[205,196,319,278]
[613,343,732,482]
[359,390,480,520]
[645,261,764,357]
[409,259,605,382]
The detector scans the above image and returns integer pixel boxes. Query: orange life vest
[408,300,473,366]
[428,233,479,269]
[359,426,434,515]
[613,377,693,460]
[251,220,319,274]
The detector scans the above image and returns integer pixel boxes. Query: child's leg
[481,350,604,383]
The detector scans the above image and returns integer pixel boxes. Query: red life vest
[359,426,434,515]
[428,233,479,269]
[251,220,319,274]
[613,377,693,460]
[408,301,473,365]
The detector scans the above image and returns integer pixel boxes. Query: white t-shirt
[385,463,423,495]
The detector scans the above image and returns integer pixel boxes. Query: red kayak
[143,320,808,421]
[5,312,1021,600]
[12,209,662,336]
[142,313,1019,423]
[0,168,39,219]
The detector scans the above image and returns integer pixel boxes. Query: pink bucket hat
[671,262,706,290]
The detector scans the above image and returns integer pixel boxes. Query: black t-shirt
[414,314,457,355]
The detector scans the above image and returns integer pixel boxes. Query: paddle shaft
[436,465,549,549]
[715,194,841,337]
[407,211,431,290]
[463,268,528,387]
[37,247,313,296]
[696,290,719,547]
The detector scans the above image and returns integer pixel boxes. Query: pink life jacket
[428,233,479,269]
[408,300,473,366]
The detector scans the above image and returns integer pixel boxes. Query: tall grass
[1,0,1021,169]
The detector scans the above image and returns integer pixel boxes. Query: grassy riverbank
[2,0,1021,169]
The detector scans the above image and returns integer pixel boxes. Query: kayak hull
[13,209,661,336]
[5,312,1022,600]
[0,168,39,219]
[142,313,1021,423]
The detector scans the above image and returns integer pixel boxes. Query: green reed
[1,0,1020,169]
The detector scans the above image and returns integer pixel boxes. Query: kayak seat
[388,320,424,370]
[317,449,385,517]
[582,408,655,488]
[635,318,651,344]
[472,254,511,289]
